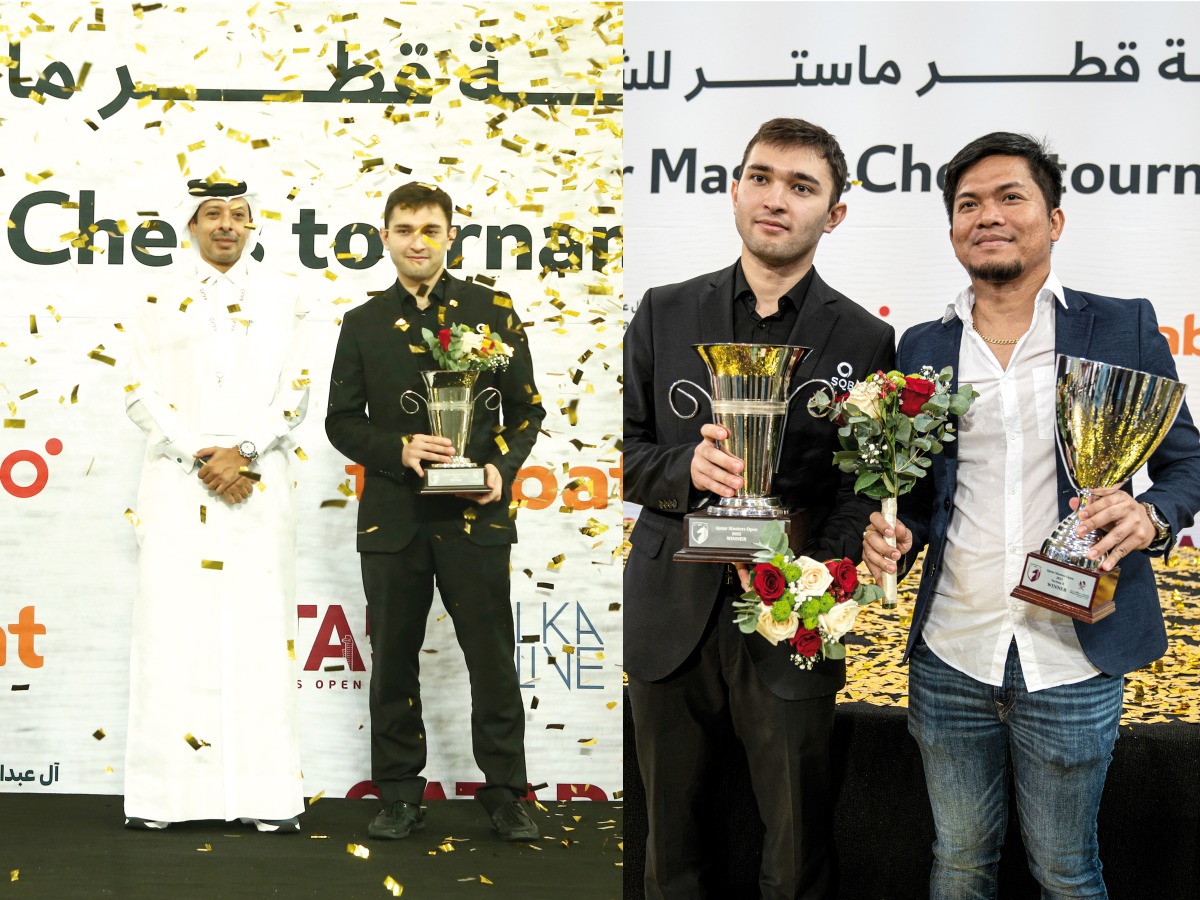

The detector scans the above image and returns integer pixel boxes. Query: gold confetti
[3,420,24,429]
[308,791,325,805]
[294,447,308,461]
[184,733,210,750]
[200,560,224,570]
[124,509,141,528]
[93,728,106,740]
[197,843,212,852]
[383,876,404,896]
[9,871,17,882]
[347,842,370,859]
[480,876,494,885]
[200,505,207,524]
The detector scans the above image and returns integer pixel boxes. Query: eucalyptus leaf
[824,642,847,660]
[854,470,881,493]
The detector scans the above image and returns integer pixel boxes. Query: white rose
[818,600,862,644]
[796,558,834,598]
[459,331,484,353]
[846,380,883,421]
[755,608,799,646]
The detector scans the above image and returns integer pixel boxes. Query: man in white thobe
[123,179,309,832]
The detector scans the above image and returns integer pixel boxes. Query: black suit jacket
[326,273,545,552]
[624,263,895,699]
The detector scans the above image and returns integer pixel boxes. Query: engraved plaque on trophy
[669,343,830,564]
[1011,355,1186,623]
[401,370,501,494]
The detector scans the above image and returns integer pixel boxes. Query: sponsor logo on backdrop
[1160,315,1200,357]
[0,762,59,787]
[1,439,62,500]
[344,462,623,511]
[1,606,46,668]
[297,604,365,691]
[514,601,605,690]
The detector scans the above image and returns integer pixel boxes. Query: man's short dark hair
[383,182,454,228]
[739,118,849,206]
[942,132,1063,222]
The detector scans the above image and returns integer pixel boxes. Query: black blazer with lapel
[624,262,896,698]
[326,273,546,552]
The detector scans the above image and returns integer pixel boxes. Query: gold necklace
[972,321,1020,346]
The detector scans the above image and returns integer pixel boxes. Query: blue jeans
[908,640,1122,900]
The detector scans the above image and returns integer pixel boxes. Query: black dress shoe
[368,800,425,840]
[490,800,539,842]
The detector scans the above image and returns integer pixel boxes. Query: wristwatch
[1141,501,1171,551]
[237,440,258,462]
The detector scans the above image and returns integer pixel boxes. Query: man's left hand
[1073,485,1156,571]
[455,462,502,505]
[196,446,249,494]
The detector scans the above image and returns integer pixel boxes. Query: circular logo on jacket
[690,522,709,544]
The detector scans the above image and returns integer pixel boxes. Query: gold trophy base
[1010,552,1118,624]
[420,465,490,495]
[673,508,809,564]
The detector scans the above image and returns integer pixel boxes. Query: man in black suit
[326,182,545,842]
[624,119,895,899]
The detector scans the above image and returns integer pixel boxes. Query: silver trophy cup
[401,370,501,494]
[668,343,831,562]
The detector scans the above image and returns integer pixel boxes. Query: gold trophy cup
[1011,355,1186,622]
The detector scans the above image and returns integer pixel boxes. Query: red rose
[825,558,858,596]
[790,627,822,657]
[753,564,786,603]
[438,328,453,351]
[899,376,936,416]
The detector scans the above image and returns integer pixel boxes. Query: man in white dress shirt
[123,179,309,832]
[862,133,1200,898]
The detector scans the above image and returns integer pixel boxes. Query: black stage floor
[0,796,623,899]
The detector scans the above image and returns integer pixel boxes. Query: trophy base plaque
[674,508,809,564]
[421,465,490,495]
[1010,552,1118,624]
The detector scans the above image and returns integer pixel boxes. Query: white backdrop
[0,1,623,802]
[624,1,1200,542]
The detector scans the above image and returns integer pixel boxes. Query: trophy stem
[880,496,898,608]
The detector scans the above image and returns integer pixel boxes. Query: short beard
[968,259,1024,284]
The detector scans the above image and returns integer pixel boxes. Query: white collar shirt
[922,272,1101,691]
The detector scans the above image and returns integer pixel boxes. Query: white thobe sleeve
[126,298,207,474]
[240,296,311,458]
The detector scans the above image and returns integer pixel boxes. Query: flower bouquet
[808,367,978,606]
[733,521,885,669]
[421,322,513,372]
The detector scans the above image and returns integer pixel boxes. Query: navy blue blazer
[897,288,1200,676]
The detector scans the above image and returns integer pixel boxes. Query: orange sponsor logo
[1,606,46,668]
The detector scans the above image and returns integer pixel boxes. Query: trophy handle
[473,386,502,411]
[399,390,428,415]
[778,378,835,469]
[668,379,712,420]
[786,377,835,408]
